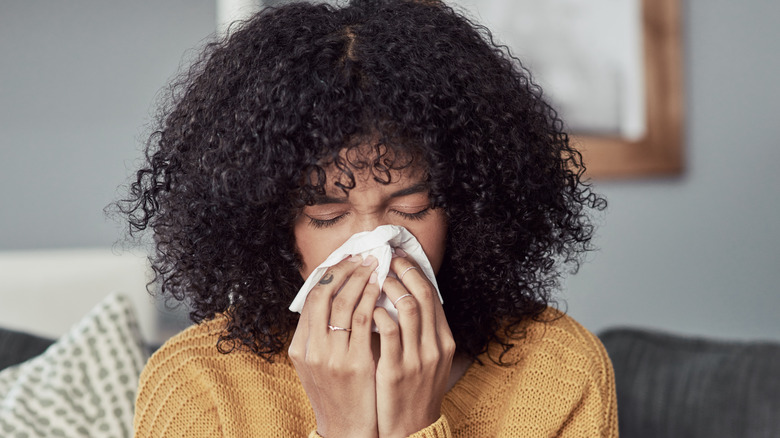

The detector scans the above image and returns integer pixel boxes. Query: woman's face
[294,157,447,280]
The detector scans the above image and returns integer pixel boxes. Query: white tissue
[288,225,442,329]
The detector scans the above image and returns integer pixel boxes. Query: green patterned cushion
[0,293,149,437]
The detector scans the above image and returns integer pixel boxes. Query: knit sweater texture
[134,308,618,437]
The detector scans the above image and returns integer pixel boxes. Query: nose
[352,212,387,235]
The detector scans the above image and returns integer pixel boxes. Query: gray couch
[600,328,780,438]
[0,327,54,371]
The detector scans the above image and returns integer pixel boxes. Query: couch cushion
[600,328,780,438]
[0,292,149,437]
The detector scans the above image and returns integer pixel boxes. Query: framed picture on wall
[451,0,684,178]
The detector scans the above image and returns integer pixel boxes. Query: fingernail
[362,255,377,266]
[395,248,408,258]
[369,271,378,284]
[349,255,362,263]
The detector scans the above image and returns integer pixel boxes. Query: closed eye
[392,207,431,221]
[306,212,349,229]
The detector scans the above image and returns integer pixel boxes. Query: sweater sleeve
[556,328,619,438]
[308,416,451,438]
[407,415,452,438]
[484,311,618,438]
[133,344,224,438]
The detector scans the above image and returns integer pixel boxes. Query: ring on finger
[399,266,418,282]
[327,323,352,332]
[392,293,414,307]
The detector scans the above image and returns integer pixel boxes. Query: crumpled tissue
[288,225,442,329]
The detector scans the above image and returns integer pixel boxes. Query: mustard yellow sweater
[134,308,618,437]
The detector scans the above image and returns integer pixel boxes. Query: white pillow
[0,292,149,437]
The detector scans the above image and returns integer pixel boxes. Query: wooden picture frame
[576,0,684,178]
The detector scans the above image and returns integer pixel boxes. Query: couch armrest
[0,327,55,371]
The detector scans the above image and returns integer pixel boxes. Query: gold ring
[399,266,418,282]
[392,293,414,307]
[327,324,352,332]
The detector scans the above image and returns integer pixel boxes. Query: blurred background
[1,0,778,346]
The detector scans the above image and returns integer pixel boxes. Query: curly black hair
[117,0,606,364]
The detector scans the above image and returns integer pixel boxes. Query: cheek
[294,219,351,279]
[406,211,448,275]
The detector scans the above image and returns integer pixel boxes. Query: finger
[390,256,437,344]
[288,300,309,365]
[391,256,437,308]
[373,307,402,363]
[328,255,378,334]
[348,271,381,353]
[305,255,363,339]
[382,276,421,354]
[288,302,322,407]
[290,296,309,344]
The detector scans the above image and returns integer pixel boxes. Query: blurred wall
[563,0,780,341]
[0,0,215,342]
[0,0,215,250]
[1,1,778,341]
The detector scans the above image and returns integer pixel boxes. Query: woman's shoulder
[525,307,611,363]
[134,317,227,435]
[134,315,306,436]
[137,315,228,384]
[146,315,230,365]
[136,316,230,401]
[136,314,289,405]
[139,314,290,381]
[464,308,615,408]
[445,308,617,436]
[502,307,614,382]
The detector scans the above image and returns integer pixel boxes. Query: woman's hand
[373,254,456,438]
[288,255,382,438]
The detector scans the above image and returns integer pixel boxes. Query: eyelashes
[306,214,347,229]
[393,207,431,221]
[305,207,432,229]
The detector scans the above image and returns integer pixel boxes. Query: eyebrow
[310,182,430,205]
[388,182,429,198]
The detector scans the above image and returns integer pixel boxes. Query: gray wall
[564,0,780,341]
[0,0,215,249]
[2,1,779,341]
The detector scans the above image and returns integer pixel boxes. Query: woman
[122,0,615,436]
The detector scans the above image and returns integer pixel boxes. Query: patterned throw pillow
[0,293,149,437]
